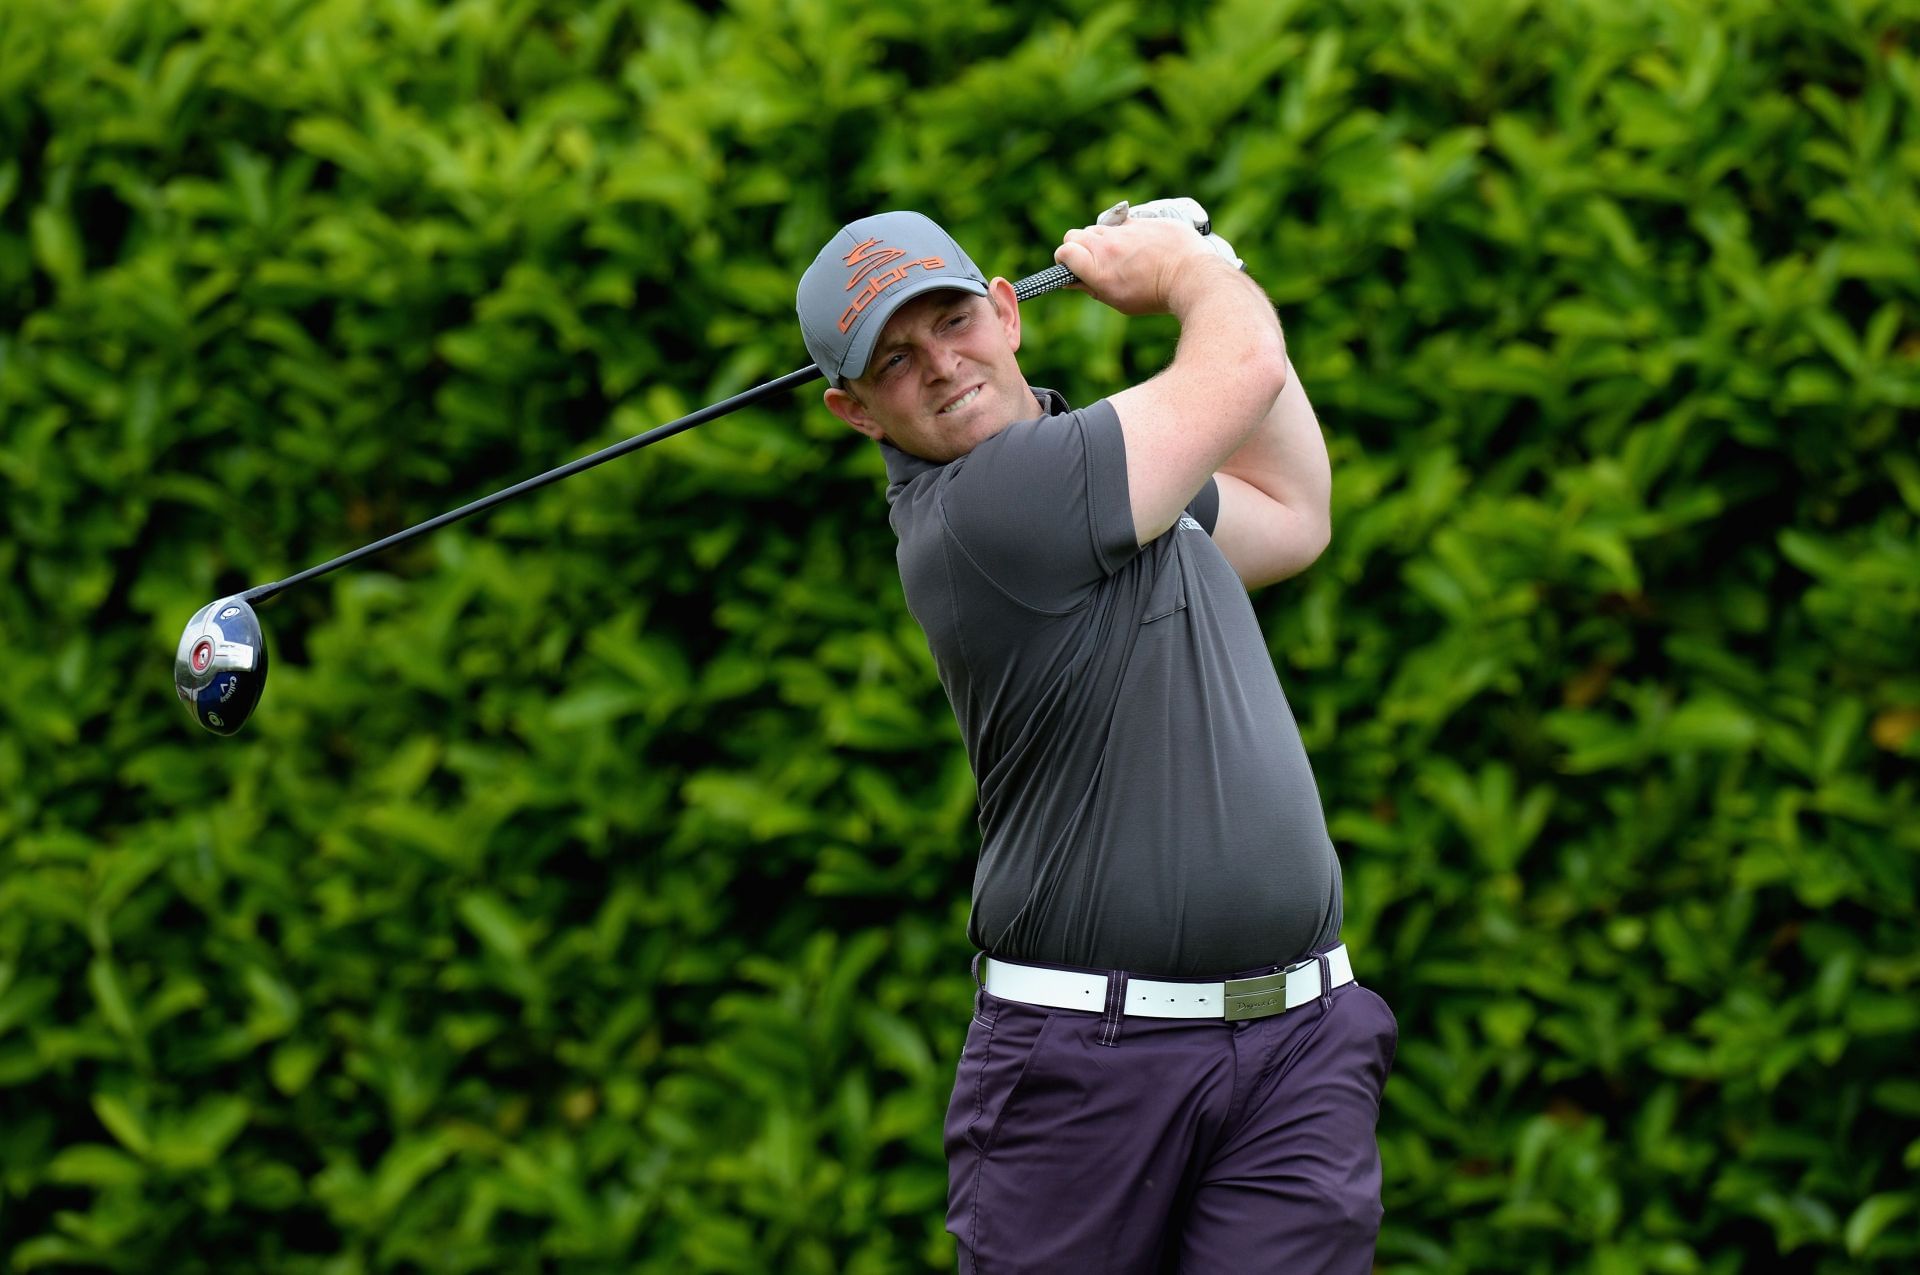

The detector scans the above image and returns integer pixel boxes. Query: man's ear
[824,385,884,442]
[988,277,1022,354]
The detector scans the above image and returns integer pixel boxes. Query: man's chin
[879,432,962,464]
[939,397,1015,449]
[881,391,1021,462]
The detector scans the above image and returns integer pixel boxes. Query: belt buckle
[1222,959,1310,1022]
[1221,960,1297,1021]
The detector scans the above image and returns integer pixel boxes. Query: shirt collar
[879,386,1069,494]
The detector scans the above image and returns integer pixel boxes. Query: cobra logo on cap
[837,238,948,334]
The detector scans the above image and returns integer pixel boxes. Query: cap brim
[839,275,990,382]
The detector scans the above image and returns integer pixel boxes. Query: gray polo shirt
[880,387,1342,977]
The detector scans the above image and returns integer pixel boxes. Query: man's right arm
[1053,219,1289,546]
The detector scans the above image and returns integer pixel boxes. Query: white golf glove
[1096,197,1243,270]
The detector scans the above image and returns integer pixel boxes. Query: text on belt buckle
[1223,968,1294,1022]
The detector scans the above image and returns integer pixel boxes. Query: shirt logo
[1178,513,1203,532]
[838,237,948,334]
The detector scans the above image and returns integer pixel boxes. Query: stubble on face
[826,282,1029,463]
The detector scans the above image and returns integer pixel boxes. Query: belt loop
[972,951,987,1020]
[1097,969,1128,1047]
[1317,952,1333,1011]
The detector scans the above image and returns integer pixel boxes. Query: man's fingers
[1053,236,1095,277]
[1057,226,1108,263]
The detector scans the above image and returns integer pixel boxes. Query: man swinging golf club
[796,201,1398,1273]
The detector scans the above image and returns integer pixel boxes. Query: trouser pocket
[946,998,1059,1158]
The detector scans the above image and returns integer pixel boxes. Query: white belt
[982,945,1353,1022]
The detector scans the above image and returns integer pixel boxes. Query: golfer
[796,205,1397,1273]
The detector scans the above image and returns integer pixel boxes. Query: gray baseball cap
[797,211,989,383]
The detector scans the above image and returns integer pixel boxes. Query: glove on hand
[1096,197,1243,270]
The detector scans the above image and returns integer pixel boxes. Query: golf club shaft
[241,262,1079,607]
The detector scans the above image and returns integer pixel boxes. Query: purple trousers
[944,952,1397,1273]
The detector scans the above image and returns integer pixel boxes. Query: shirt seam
[932,485,1096,619]
[1083,402,1131,577]
[927,407,1125,617]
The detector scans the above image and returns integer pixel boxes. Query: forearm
[1161,260,1289,457]
[1216,358,1330,530]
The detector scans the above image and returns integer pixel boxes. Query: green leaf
[29,203,83,287]
[270,1040,326,1097]
[0,976,58,1037]
[458,891,530,963]
[370,1131,458,1220]
[1872,1078,1920,1118]
[855,1007,934,1081]
[46,1143,146,1187]
[243,965,301,1039]
[1663,696,1759,753]
[151,1095,251,1171]
[1844,1192,1915,1257]
[86,955,139,1043]
[92,1093,150,1159]
[12,1237,100,1272]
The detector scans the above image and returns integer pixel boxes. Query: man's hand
[1053,217,1244,318]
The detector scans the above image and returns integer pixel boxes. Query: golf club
[174,261,1081,736]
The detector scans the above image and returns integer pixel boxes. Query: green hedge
[2,0,1916,1269]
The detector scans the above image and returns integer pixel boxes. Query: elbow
[1306,509,1332,564]
[1291,507,1334,579]
[1255,335,1289,408]
[1246,507,1331,590]
[1286,509,1332,580]
[1224,340,1288,437]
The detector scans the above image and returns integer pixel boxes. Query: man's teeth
[940,386,982,415]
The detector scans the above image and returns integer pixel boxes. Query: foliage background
[2,0,1917,1269]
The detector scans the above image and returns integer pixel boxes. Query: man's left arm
[1209,357,1332,589]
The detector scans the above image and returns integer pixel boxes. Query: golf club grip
[241,259,1080,606]
[1013,263,1078,301]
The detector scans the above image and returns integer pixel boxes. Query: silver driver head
[174,596,268,736]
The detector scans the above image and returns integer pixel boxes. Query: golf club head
[175,596,268,736]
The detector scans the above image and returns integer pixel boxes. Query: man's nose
[926,340,962,382]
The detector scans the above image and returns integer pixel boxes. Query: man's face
[823,278,1029,463]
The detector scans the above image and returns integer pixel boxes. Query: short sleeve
[937,398,1137,612]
